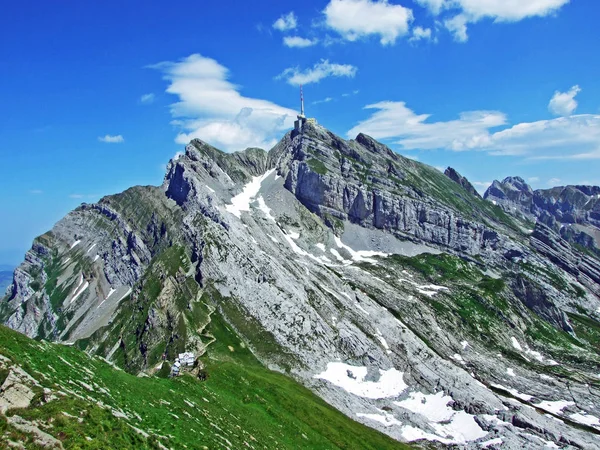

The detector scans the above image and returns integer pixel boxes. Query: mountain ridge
[2,122,600,448]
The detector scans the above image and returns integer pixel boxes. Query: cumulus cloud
[528,177,540,183]
[410,26,432,42]
[273,12,297,31]
[416,0,570,42]
[323,0,413,45]
[278,60,357,86]
[149,54,296,152]
[548,85,581,116]
[98,134,124,143]
[347,99,600,160]
[445,14,468,42]
[140,93,155,104]
[415,0,447,15]
[283,36,318,48]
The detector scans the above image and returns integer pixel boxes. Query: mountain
[2,122,600,448]
[484,178,600,256]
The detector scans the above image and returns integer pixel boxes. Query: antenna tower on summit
[294,85,317,133]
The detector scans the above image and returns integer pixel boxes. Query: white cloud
[283,36,318,48]
[348,100,600,160]
[528,176,540,183]
[273,12,297,31]
[472,181,492,194]
[418,0,570,42]
[278,59,357,86]
[323,0,413,45]
[69,194,84,199]
[445,14,468,42]
[29,189,43,195]
[548,85,580,116]
[313,97,334,105]
[140,93,155,104]
[98,134,124,143]
[150,54,296,152]
[415,0,446,15]
[451,0,570,22]
[548,177,561,185]
[410,26,432,42]
[348,101,506,148]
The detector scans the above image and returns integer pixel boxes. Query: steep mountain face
[2,122,600,449]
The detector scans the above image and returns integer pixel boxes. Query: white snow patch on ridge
[535,400,574,415]
[333,236,389,264]
[569,412,600,427]
[225,169,275,218]
[491,383,533,401]
[70,240,81,249]
[394,391,488,444]
[255,196,275,222]
[511,336,550,363]
[481,437,503,448]
[356,411,401,427]
[314,362,407,399]
[71,281,89,304]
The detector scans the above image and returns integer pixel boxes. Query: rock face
[483,177,535,221]
[444,167,481,198]
[2,122,600,449]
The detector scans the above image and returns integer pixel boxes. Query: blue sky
[1,0,599,265]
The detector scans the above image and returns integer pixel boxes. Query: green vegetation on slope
[0,321,408,449]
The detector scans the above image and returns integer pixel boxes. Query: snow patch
[481,437,503,448]
[87,243,97,253]
[117,288,132,302]
[534,400,574,415]
[461,340,469,350]
[206,186,215,193]
[315,243,326,251]
[375,328,391,354]
[267,235,279,243]
[452,354,464,363]
[225,169,275,218]
[314,362,407,399]
[356,411,401,427]
[506,368,516,377]
[511,337,523,351]
[491,383,533,401]
[333,236,388,264]
[569,412,600,427]
[395,391,488,444]
[256,196,275,221]
[71,281,89,304]
[70,240,81,249]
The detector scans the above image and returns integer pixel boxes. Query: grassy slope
[0,320,408,449]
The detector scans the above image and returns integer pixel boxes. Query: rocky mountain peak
[444,167,481,198]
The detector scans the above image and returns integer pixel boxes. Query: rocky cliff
[2,122,600,449]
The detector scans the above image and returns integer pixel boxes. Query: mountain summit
[2,122,600,448]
